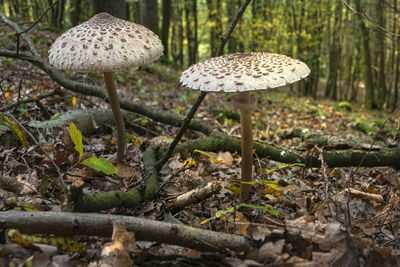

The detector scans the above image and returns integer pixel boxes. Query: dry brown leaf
[97,221,136,267]
[373,192,400,226]
[116,162,134,179]
[216,151,233,166]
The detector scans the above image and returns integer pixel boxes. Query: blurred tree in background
[2,0,399,110]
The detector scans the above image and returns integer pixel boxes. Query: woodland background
[2,0,399,109]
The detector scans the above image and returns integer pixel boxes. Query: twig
[0,1,58,56]
[0,89,62,112]
[340,0,400,37]
[156,164,195,195]
[13,77,24,112]
[157,0,252,168]
[169,181,222,213]
[0,11,40,57]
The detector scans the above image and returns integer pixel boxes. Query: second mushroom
[180,52,310,202]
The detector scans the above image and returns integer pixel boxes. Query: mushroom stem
[104,71,126,162]
[233,91,254,203]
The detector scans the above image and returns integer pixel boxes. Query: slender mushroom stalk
[48,13,163,163]
[232,92,256,202]
[180,52,310,203]
[104,72,126,162]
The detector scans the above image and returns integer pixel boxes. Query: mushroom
[180,52,310,202]
[48,12,163,162]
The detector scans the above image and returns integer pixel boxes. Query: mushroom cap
[48,12,163,72]
[180,52,310,92]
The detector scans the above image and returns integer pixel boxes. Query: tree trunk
[185,0,197,65]
[393,34,400,111]
[161,0,171,60]
[132,0,140,22]
[70,0,81,26]
[226,0,237,53]
[93,0,126,19]
[354,0,376,109]
[325,0,342,101]
[206,0,222,57]
[375,0,387,108]
[139,0,159,35]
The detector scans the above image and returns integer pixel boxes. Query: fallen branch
[171,134,400,168]
[0,11,40,57]
[0,210,255,254]
[169,181,222,213]
[0,89,62,112]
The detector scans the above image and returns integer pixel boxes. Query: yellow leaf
[183,159,196,167]
[134,136,142,148]
[8,229,85,252]
[68,122,83,161]
[1,115,29,148]
[71,96,77,109]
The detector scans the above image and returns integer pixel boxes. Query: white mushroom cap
[180,52,310,92]
[48,12,163,72]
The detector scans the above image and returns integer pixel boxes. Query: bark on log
[279,127,382,150]
[171,134,400,169]
[0,210,254,254]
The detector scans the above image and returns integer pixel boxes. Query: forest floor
[1,29,400,266]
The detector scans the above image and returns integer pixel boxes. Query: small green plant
[69,122,117,175]
[338,101,352,111]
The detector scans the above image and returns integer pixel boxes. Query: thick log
[172,134,400,169]
[279,127,381,150]
[0,211,254,254]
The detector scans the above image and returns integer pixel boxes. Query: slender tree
[161,0,172,59]
[354,0,376,108]
[139,0,159,35]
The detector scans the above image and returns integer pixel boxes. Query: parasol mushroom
[48,12,163,162]
[180,52,310,202]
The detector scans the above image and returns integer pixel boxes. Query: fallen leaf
[116,162,134,179]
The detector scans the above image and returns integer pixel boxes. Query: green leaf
[69,122,83,160]
[82,156,117,175]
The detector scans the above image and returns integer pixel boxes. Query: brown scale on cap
[48,12,163,72]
